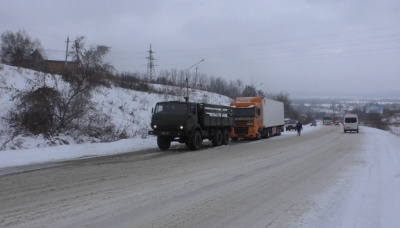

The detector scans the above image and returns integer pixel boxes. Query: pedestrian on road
[296,121,303,136]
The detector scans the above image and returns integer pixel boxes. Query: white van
[343,114,359,133]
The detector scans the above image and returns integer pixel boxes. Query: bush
[17,86,61,134]
[366,113,388,130]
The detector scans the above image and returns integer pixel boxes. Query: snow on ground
[0,137,153,168]
[0,124,319,169]
[293,127,400,228]
[388,124,400,136]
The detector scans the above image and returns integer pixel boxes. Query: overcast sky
[1,0,400,98]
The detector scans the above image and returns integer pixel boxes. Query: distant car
[285,120,297,131]
[311,121,317,126]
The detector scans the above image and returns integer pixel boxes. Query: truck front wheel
[188,130,202,150]
[157,136,171,150]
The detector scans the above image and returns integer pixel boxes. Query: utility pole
[146,44,157,81]
[185,59,205,102]
[65,36,70,66]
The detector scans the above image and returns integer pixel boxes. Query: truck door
[187,104,198,131]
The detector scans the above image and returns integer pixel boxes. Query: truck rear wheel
[212,129,223,146]
[222,129,230,145]
[157,136,171,150]
[188,130,202,150]
[277,127,282,136]
[264,130,269,139]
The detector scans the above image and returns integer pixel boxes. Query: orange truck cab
[230,97,284,140]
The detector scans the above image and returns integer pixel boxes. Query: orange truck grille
[234,121,248,127]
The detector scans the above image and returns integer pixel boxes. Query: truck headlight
[153,125,157,129]
[180,125,184,129]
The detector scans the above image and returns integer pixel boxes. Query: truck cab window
[190,105,196,114]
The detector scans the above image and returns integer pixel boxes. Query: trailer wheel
[212,129,223,146]
[188,130,202,150]
[222,129,230,145]
[157,136,171,150]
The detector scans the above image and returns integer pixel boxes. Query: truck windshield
[155,103,187,115]
[323,117,332,121]
[233,107,255,117]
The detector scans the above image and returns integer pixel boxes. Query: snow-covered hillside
[0,64,232,151]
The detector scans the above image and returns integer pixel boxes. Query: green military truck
[148,101,234,150]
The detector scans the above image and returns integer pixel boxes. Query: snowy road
[1,126,399,228]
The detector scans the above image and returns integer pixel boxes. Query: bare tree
[12,36,115,135]
[242,85,257,97]
[197,72,208,90]
[226,80,242,98]
[0,30,43,66]
[56,36,113,129]
[157,70,170,85]
[170,69,178,86]
[64,36,113,87]
[190,71,199,89]
[17,86,61,133]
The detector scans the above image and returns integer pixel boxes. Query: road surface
[0,126,364,227]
